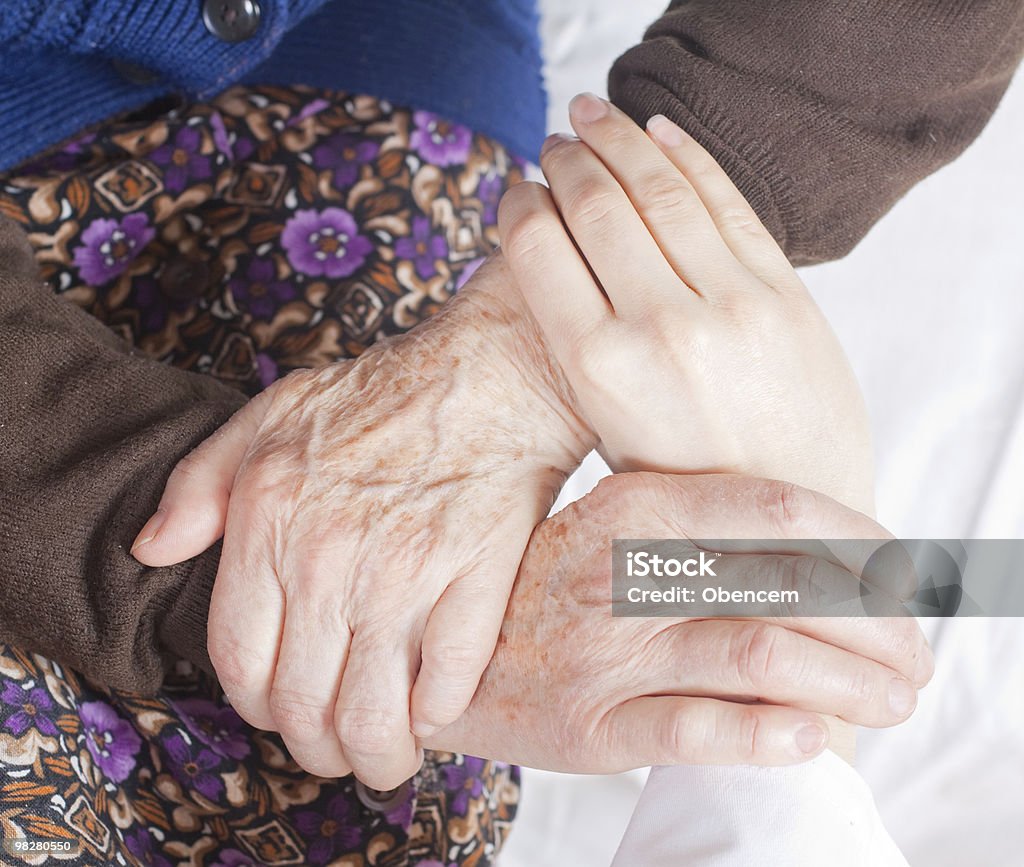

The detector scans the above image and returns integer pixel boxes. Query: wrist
[435,253,597,473]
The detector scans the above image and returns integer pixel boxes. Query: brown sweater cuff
[609,1,1024,265]
[156,547,220,679]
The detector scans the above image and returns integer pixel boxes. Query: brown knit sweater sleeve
[0,214,244,692]
[609,0,1024,265]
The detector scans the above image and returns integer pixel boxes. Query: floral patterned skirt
[0,85,523,865]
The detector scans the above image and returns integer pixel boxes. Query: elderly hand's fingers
[694,538,919,603]
[131,388,272,567]
[268,592,353,778]
[563,92,751,299]
[601,695,829,770]
[647,474,882,546]
[623,553,927,684]
[410,564,516,737]
[334,629,422,791]
[649,474,924,603]
[206,507,284,733]
[498,180,613,359]
[537,135,708,316]
[644,619,918,728]
[645,114,795,288]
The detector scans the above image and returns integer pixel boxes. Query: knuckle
[640,178,699,218]
[169,451,205,486]
[663,708,697,761]
[421,640,484,680]
[499,206,553,263]
[268,688,330,739]
[732,622,788,691]
[737,708,764,762]
[564,183,621,228]
[207,634,263,696]
[599,123,637,152]
[539,135,584,175]
[786,555,822,591]
[843,666,876,706]
[335,705,405,757]
[711,204,764,237]
[758,479,813,537]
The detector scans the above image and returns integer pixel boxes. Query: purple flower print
[20,132,96,175]
[172,698,251,761]
[149,126,212,193]
[410,111,472,167]
[477,173,503,225]
[384,787,415,827]
[1,680,58,738]
[124,828,173,867]
[256,352,280,389]
[210,111,233,158]
[291,98,330,125]
[162,731,225,801]
[126,275,191,333]
[281,208,373,279]
[455,256,485,291]
[442,755,486,816]
[72,214,155,286]
[293,794,363,865]
[79,701,141,783]
[228,256,297,319]
[210,850,258,867]
[395,215,449,280]
[313,132,380,188]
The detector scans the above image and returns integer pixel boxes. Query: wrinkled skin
[426,472,932,772]
[134,256,595,788]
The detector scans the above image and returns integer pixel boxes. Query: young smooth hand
[498,94,875,516]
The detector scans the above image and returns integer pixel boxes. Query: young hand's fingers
[645,113,796,288]
[601,696,829,770]
[410,556,520,737]
[206,517,284,733]
[131,389,271,567]
[538,134,705,317]
[334,628,422,791]
[564,92,751,298]
[498,181,612,364]
[268,592,353,778]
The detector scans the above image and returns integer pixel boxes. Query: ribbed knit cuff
[156,546,221,681]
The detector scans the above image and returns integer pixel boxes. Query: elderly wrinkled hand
[426,472,933,771]
[131,257,593,789]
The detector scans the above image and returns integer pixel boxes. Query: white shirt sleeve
[611,751,908,867]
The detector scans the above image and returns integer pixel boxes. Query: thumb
[131,391,271,567]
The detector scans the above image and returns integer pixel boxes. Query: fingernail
[131,508,166,552]
[889,678,917,716]
[647,114,686,147]
[569,92,609,124]
[412,721,440,738]
[795,723,827,756]
[541,132,576,156]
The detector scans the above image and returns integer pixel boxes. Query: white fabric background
[501,1,1024,864]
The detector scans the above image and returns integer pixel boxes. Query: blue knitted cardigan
[0,0,546,172]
